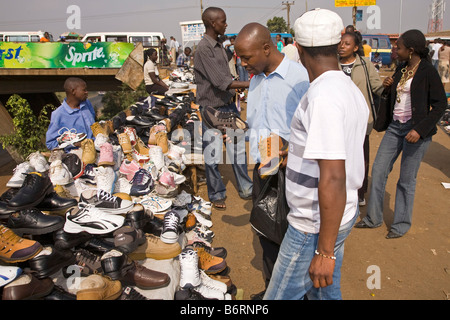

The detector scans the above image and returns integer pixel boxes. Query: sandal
[212,199,226,211]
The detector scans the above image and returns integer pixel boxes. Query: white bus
[81,32,165,48]
[0,31,54,42]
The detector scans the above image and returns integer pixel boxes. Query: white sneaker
[113,176,132,194]
[0,265,23,287]
[27,151,49,173]
[160,210,180,244]
[194,283,226,300]
[94,166,116,194]
[193,210,213,228]
[94,133,109,152]
[148,145,165,171]
[179,248,201,289]
[186,229,212,247]
[63,206,125,235]
[79,189,134,214]
[199,269,227,293]
[112,145,123,172]
[49,160,72,186]
[6,162,35,188]
[139,195,172,213]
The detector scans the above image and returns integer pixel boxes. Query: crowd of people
[0,5,447,301]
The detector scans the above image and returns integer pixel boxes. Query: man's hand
[309,254,336,288]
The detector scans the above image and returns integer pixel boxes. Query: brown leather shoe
[123,261,170,290]
[2,272,54,300]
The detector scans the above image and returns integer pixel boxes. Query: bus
[81,32,165,48]
[226,32,294,46]
[362,34,392,66]
[0,31,54,42]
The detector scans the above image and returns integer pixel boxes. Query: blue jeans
[201,103,253,202]
[362,120,431,235]
[263,210,359,300]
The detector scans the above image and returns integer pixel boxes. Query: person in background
[144,48,169,95]
[176,47,192,69]
[430,39,443,71]
[276,34,284,52]
[235,22,309,300]
[338,32,384,207]
[438,40,450,87]
[282,37,301,64]
[264,8,368,300]
[372,52,383,71]
[40,32,51,42]
[362,40,372,59]
[355,30,447,239]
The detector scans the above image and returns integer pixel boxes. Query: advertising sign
[335,0,376,7]
[0,42,135,68]
[180,20,205,44]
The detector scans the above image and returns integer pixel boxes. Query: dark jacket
[388,59,446,138]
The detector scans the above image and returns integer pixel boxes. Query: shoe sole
[11,220,65,237]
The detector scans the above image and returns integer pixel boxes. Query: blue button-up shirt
[246,56,309,163]
[46,98,96,150]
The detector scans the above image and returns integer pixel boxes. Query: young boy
[46,77,96,151]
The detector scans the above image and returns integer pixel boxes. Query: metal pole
[399,0,403,35]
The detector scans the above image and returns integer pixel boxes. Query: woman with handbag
[355,30,447,239]
[338,32,384,206]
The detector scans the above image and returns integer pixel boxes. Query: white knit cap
[294,8,344,47]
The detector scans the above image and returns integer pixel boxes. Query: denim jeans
[263,210,359,300]
[200,103,253,202]
[362,120,431,235]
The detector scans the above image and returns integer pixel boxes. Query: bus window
[30,35,40,42]
[0,35,3,41]
[152,36,161,46]
[106,35,127,42]
[7,35,29,42]
[379,38,389,49]
[86,36,100,42]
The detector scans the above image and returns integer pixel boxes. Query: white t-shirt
[432,43,443,60]
[286,70,369,234]
[144,60,159,86]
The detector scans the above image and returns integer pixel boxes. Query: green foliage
[100,82,148,120]
[0,94,55,158]
[267,16,288,33]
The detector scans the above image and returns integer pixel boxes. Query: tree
[267,16,288,33]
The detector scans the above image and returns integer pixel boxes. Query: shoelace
[0,227,23,247]
[97,190,118,203]
[164,211,179,231]
[131,169,151,186]
[75,249,101,270]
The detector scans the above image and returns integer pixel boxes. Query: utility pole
[282,1,295,32]
[200,0,204,17]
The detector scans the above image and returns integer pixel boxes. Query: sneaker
[148,145,165,171]
[192,210,213,228]
[199,269,227,293]
[94,166,116,194]
[153,182,178,198]
[167,142,185,161]
[194,247,227,275]
[119,159,141,181]
[61,153,84,180]
[62,248,102,278]
[119,286,149,300]
[112,145,123,172]
[118,132,133,154]
[192,224,215,242]
[158,170,176,188]
[94,133,109,152]
[48,149,65,163]
[81,139,97,165]
[6,162,35,188]
[130,169,153,196]
[0,265,22,287]
[194,283,230,300]
[49,160,72,186]
[113,176,132,194]
[128,233,181,260]
[179,248,201,289]
[76,274,122,300]
[26,151,49,173]
[79,163,97,185]
[98,142,115,167]
[56,127,87,149]
[186,229,212,248]
[160,210,180,244]
[0,225,43,263]
[79,189,134,214]
[258,133,288,179]
[63,206,125,235]
[139,195,172,213]
[124,127,138,146]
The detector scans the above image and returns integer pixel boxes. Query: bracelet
[315,250,336,260]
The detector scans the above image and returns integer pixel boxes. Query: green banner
[0,42,135,68]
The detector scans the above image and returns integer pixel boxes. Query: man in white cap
[263,8,369,300]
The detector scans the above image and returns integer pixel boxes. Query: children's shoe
[118,132,132,154]
[49,160,72,186]
[27,151,49,173]
[94,166,116,194]
[129,169,153,197]
[119,159,141,181]
[6,162,35,188]
[81,139,97,165]
[98,142,115,167]
[56,127,87,149]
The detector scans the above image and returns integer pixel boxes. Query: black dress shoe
[7,172,53,210]
[0,201,16,222]
[126,115,153,127]
[143,108,166,121]
[7,208,64,236]
[43,285,76,300]
[125,204,150,230]
[35,192,78,212]
[386,231,403,239]
[28,245,76,279]
[53,229,93,250]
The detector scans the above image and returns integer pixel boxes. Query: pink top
[393,78,413,123]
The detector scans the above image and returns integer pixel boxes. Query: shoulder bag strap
[360,56,377,122]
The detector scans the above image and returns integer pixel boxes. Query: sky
[0,0,449,43]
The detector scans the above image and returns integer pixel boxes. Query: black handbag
[373,68,401,132]
[250,168,289,245]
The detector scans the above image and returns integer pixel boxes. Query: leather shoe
[125,204,151,230]
[386,231,403,239]
[7,208,64,236]
[36,192,78,212]
[2,272,54,300]
[8,172,53,210]
[0,201,16,222]
[43,285,76,300]
[126,115,153,127]
[28,245,76,279]
[53,229,93,250]
[354,220,375,229]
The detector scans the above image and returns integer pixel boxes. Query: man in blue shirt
[235,22,309,300]
[176,47,192,69]
[46,77,96,150]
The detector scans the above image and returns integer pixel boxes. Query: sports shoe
[49,160,72,186]
[112,144,123,172]
[61,153,84,180]
[128,233,181,260]
[179,248,201,289]
[258,133,288,179]
[139,195,172,213]
[118,286,148,300]
[148,145,165,171]
[130,169,153,196]
[0,225,43,263]
[192,224,215,242]
[119,159,141,181]
[0,265,22,287]
[160,210,180,244]
[94,166,116,194]
[79,163,97,185]
[158,170,176,188]
[194,247,227,275]
[98,142,115,167]
[26,151,49,173]
[153,182,178,198]
[61,248,102,278]
[192,209,213,228]
[6,161,35,188]
[118,132,132,154]
[94,133,109,151]
[76,274,122,300]
[79,189,133,214]
[167,142,185,161]
[63,206,125,235]
[186,229,212,248]
[199,269,227,293]
[81,138,97,165]
[194,282,231,300]
[124,127,138,146]
[56,127,87,149]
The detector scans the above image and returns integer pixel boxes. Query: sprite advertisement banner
[0,42,135,68]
